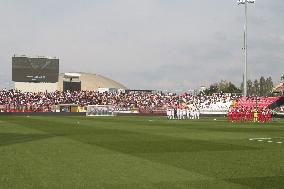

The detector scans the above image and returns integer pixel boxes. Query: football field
[0,116,283,189]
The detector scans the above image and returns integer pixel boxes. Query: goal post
[86,105,116,116]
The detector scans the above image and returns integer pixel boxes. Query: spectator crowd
[0,89,236,113]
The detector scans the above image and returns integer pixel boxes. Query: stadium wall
[13,82,58,92]
[0,112,85,116]
[0,112,283,118]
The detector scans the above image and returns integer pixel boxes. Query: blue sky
[0,0,283,90]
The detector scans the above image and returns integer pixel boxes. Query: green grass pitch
[0,116,283,189]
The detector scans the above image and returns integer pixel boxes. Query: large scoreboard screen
[12,57,59,83]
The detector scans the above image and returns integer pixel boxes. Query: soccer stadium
[1,1,284,189]
[1,55,284,188]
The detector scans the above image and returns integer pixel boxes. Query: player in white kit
[186,108,190,119]
[166,109,171,119]
[177,108,181,119]
[196,108,200,119]
[182,108,187,119]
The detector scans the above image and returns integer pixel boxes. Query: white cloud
[0,0,283,89]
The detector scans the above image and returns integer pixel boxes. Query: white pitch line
[267,141,273,143]
[249,138,271,140]
[276,142,282,144]
[257,140,263,142]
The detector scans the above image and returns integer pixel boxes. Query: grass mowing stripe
[0,133,55,146]
[7,116,258,153]
[0,116,283,189]
[224,176,284,189]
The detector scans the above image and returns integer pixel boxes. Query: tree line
[204,74,284,96]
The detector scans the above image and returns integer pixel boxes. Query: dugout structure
[86,105,116,116]
[59,104,80,113]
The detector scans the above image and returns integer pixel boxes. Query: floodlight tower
[238,0,255,97]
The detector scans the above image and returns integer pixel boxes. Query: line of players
[227,107,272,123]
[167,108,200,120]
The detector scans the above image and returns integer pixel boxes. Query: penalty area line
[249,138,271,140]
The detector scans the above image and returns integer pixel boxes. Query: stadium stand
[235,96,280,109]
[227,96,284,122]
[273,82,284,93]
[0,90,234,113]
[0,89,282,115]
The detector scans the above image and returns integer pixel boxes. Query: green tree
[217,80,229,92]
[253,79,259,96]
[205,80,241,94]
[247,79,253,96]
[264,77,274,96]
[204,83,218,95]
[241,76,274,96]
[227,82,242,93]
[259,76,266,96]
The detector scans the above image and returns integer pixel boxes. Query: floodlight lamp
[237,0,255,4]
[237,0,245,4]
[247,0,255,3]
